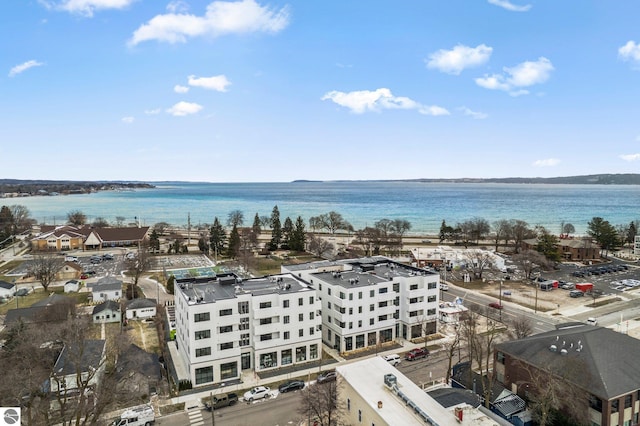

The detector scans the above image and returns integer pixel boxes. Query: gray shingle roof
[53,339,105,377]
[496,323,640,399]
[126,298,156,309]
[92,300,120,315]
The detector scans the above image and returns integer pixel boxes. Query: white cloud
[166,101,203,116]
[144,108,161,115]
[188,74,231,91]
[321,88,449,116]
[459,106,488,119]
[128,0,289,46]
[533,158,560,167]
[39,0,136,17]
[9,60,44,77]
[426,44,493,75]
[618,41,640,68]
[121,116,134,123]
[487,0,531,12]
[166,0,189,13]
[174,84,190,93]
[620,153,640,162]
[475,57,554,95]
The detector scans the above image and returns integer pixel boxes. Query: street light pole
[499,280,503,321]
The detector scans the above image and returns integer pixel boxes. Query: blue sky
[2,0,640,182]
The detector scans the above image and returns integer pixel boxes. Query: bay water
[6,181,640,236]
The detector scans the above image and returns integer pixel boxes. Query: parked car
[65,255,78,262]
[383,354,401,366]
[405,347,429,361]
[488,302,503,309]
[439,283,449,291]
[561,282,575,290]
[102,253,114,260]
[317,371,337,384]
[569,290,584,298]
[278,380,305,393]
[15,288,30,296]
[204,393,238,410]
[587,317,598,326]
[244,386,271,402]
[80,273,89,279]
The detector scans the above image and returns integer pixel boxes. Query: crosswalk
[186,403,204,426]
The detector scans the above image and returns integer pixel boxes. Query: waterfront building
[173,272,321,387]
[282,256,439,353]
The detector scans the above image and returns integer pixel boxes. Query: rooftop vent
[560,349,568,355]
[549,345,557,352]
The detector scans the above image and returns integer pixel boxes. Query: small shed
[64,279,81,293]
[0,280,16,298]
[125,298,157,320]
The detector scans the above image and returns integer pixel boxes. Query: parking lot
[542,261,640,298]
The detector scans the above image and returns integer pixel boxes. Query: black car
[278,380,305,393]
[317,371,337,384]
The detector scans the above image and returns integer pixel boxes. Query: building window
[240,333,250,346]
[428,282,437,289]
[296,346,307,362]
[299,329,304,337]
[612,399,619,413]
[195,366,213,385]
[310,311,315,320]
[349,322,353,329]
[370,290,375,297]
[220,361,237,380]
[358,320,362,327]
[427,295,437,303]
[370,304,375,311]
[284,331,290,340]
[284,315,290,324]
[196,330,211,340]
[196,347,211,357]
[328,301,332,309]
[283,299,290,308]
[393,283,399,292]
[238,301,249,314]
[358,292,362,299]
[310,344,318,359]
[358,410,362,422]
[282,349,292,365]
[259,352,276,369]
[220,342,233,350]
[339,292,345,299]
[379,301,388,307]
[358,306,362,314]
[427,308,436,315]
[410,284,418,290]
[299,313,304,321]
[194,312,210,322]
[370,318,374,325]
[219,308,232,316]
[378,315,387,321]
[299,297,304,306]
[310,327,314,335]
[496,351,505,364]
[625,394,632,408]
[219,325,233,333]
[328,288,331,296]
[379,287,388,294]
[347,398,351,411]
[260,334,272,341]
[260,302,272,309]
[239,317,249,330]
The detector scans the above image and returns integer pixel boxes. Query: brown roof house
[31,225,149,252]
[522,237,600,262]
[31,225,86,252]
[82,226,150,250]
[494,323,640,426]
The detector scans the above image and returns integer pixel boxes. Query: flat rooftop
[176,273,313,304]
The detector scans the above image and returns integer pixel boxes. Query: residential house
[92,300,121,324]
[64,279,80,293]
[30,225,86,252]
[50,340,106,397]
[282,256,440,353]
[4,294,76,326]
[172,271,322,388]
[89,277,122,303]
[57,261,83,281]
[31,225,149,252]
[336,357,505,426]
[125,298,157,320]
[0,280,16,298]
[494,323,640,426]
[522,237,600,262]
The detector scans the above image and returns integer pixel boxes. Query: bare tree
[153,221,170,236]
[514,359,591,426]
[508,315,534,339]
[492,219,512,252]
[10,204,35,233]
[308,236,334,259]
[309,211,351,235]
[511,249,551,279]
[510,219,534,253]
[91,217,110,228]
[29,253,65,291]
[443,325,462,383]
[125,242,151,287]
[115,216,126,226]
[66,210,87,227]
[297,381,344,426]
[462,249,496,280]
[227,210,244,228]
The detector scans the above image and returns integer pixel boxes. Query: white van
[587,317,598,326]
[383,354,401,366]
[111,404,155,426]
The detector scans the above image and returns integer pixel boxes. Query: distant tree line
[0,180,153,196]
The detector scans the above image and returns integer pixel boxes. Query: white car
[244,386,271,402]
[587,317,598,326]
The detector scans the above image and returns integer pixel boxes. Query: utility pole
[188,213,191,246]
[209,391,215,426]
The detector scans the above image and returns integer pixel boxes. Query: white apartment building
[173,272,322,387]
[282,257,439,353]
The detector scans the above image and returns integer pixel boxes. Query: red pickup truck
[405,347,429,361]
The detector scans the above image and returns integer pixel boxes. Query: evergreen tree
[0,205,14,241]
[269,205,282,251]
[149,229,160,252]
[290,216,307,251]
[252,213,262,234]
[209,217,226,257]
[282,217,293,248]
[227,224,240,258]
